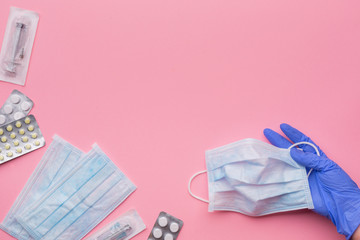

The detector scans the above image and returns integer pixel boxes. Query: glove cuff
[331,190,360,239]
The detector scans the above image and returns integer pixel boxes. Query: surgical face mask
[188,138,318,216]
[16,143,136,240]
[1,135,84,240]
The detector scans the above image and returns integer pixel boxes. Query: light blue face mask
[16,143,136,240]
[1,135,84,240]
[188,138,318,216]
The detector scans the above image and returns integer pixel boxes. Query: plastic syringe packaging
[0,7,39,86]
[85,209,146,240]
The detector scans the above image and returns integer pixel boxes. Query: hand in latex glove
[264,124,360,239]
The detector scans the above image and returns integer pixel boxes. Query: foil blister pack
[0,114,45,164]
[0,89,33,126]
[148,212,183,240]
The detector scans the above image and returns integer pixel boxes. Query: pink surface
[0,0,360,239]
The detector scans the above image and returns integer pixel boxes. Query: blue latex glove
[264,123,360,239]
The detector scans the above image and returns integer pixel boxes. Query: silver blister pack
[0,114,45,164]
[0,89,33,126]
[148,212,183,240]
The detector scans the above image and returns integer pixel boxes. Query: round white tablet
[0,115,6,125]
[14,112,25,120]
[164,233,174,240]
[10,94,21,104]
[3,105,13,114]
[153,228,163,238]
[170,222,179,233]
[158,216,168,227]
[21,101,31,111]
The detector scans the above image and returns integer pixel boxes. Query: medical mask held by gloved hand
[188,138,316,216]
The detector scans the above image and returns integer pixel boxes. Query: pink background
[0,0,360,239]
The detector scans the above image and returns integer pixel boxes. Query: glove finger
[290,148,333,171]
[280,123,325,156]
[263,128,292,148]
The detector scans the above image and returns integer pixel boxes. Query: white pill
[164,233,174,240]
[14,112,25,120]
[158,216,168,227]
[21,101,31,111]
[153,228,162,238]
[3,105,13,114]
[10,94,21,104]
[170,222,179,233]
[0,115,5,125]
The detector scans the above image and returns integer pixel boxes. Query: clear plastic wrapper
[0,7,39,85]
[85,209,146,240]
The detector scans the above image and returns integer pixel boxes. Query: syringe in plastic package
[96,223,132,240]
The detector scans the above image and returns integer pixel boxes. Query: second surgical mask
[0,135,84,240]
[16,143,136,240]
[0,7,39,85]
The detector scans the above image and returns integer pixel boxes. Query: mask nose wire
[188,170,209,203]
[288,141,320,177]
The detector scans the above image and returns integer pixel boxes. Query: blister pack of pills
[0,115,45,164]
[148,212,183,240]
[0,7,39,85]
[0,89,33,126]
[85,209,146,240]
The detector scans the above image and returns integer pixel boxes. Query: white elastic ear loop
[288,141,320,177]
[188,170,209,203]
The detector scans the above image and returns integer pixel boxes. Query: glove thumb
[290,148,334,171]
